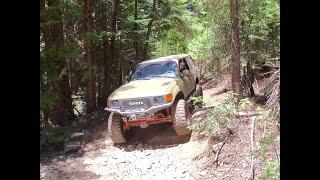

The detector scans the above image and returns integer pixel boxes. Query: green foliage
[152,28,188,56]
[239,97,253,108]
[190,96,204,106]
[189,92,237,137]
[40,127,83,148]
[83,31,114,46]
[255,106,271,120]
[259,131,280,179]
[40,93,58,110]
[240,0,280,65]
[262,162,280,180]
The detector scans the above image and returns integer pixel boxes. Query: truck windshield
[130,61,178,80]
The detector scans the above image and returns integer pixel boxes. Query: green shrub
[262,162,280,180]
[189,92,237,137]
[40,127,83,150]
[190,95,204,106]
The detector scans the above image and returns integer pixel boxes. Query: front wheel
[172,99,192,135]
[108,113,127,144]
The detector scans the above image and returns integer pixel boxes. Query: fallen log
[236,111,262,118]
[213,130,232,167]
[192,105,216,114]
[249,117,255,180]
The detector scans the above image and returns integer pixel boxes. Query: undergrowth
[189,91,237,137]
[189,89,279,179]
[40,127,83,151]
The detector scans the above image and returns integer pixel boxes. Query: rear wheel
[172,99,192,135]
[108,113,127,144]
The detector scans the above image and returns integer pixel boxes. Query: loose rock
[64,141,81,153]
[136,143,143,149]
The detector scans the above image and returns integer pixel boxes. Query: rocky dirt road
[40,112,208,180]
[40,82,279,180]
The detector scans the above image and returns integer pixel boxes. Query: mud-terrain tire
[108,113,127,144]
[172,99,192,135]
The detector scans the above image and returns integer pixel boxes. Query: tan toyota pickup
[105,54,203,143]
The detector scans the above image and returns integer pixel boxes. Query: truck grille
[122,98,151,112]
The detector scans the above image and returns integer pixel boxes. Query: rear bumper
[104,102,173,116]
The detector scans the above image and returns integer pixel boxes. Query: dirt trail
[40,90,211,180]
[41,121,208,180]
[40,82,278,179]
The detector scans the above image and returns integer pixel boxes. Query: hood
[108,78,176,100]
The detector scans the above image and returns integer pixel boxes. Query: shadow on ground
[115,122,192,151]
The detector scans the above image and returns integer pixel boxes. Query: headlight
[109,100,120,108]
[153,96,164,104]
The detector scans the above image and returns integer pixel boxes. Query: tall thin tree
[43,0,75,125]
[85,0,96,113]
[143,0,157,60]
[133,0,139,62]
[230,0,241,98]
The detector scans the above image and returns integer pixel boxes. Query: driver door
[179,58,194,97]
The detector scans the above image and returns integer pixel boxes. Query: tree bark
[109,0,120,89]
[103,40,110,104]
[40,0,51,44]
[84,0,96,113]
[230,0,241,98]
[46,0,75,125]
[143,0,157,60]
[134,0,139,62]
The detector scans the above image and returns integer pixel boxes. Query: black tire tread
[109,114,126,144]
[173,99,191,135]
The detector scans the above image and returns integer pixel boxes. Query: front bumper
[104,102,173,116]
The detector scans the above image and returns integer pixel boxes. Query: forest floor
[40,81,279,180]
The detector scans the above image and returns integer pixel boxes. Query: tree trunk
[109,0,121,89]
[216,57,221,77]
[230,0,241,98]
[40,0,51,44]
[85,0,96,113]
[247,59,255,97]
[143,0,157,60]
[46,0,75,125]
[103,40,110,104]
[134,0,139,62]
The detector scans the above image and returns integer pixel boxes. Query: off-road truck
[105,54,203,143]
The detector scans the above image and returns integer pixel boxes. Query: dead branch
[192,105,216,114]
[273,140,280,164]
[236,111,263,118]
[249,117,255,180]
[74,107,82,116]
[200,129,232,171]
[213,131,232,167]
[262,120,267,138]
